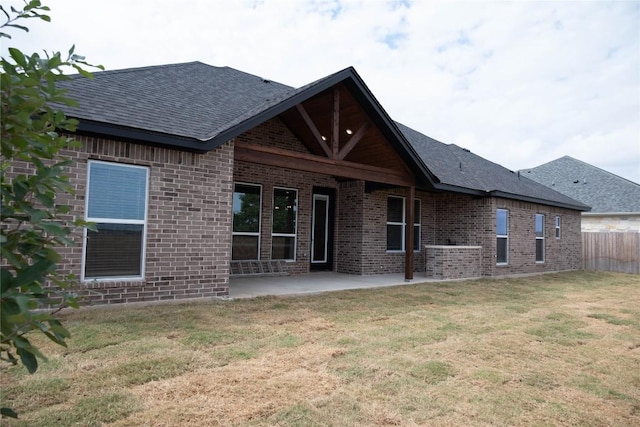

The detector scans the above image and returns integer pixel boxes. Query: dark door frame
[310,187,335,271]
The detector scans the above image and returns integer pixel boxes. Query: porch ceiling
[276,83,414,181]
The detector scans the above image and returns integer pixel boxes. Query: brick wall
[425,245,483,279]
[50,135,234,305]
[357,188,434,275]
[354,190,582,277]
[487,198,582,275]
[235,119,338,275]
[336,180,365,274]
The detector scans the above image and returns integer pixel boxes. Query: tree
[0,0,102,418]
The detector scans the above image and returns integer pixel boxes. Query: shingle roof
[396,124,589,210]
[56,61,588,211]
[57,61,295,140]
[520,156,640,213]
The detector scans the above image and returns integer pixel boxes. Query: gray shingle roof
[521,156,640,213]
[58,61,294,140]
[397,124,589,210]
[56,61,588,211]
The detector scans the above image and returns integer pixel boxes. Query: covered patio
[229,271,439,299]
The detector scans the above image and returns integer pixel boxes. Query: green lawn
[2,271,639,426]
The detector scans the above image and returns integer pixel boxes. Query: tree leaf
[12,259,52,288]
[16,346,38,373]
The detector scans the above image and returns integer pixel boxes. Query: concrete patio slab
[229,272,436,299]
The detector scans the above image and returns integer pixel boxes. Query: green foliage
[1,0,102,418]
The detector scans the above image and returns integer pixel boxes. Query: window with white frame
[232,183,262,260]
[535,214,545,263]
[386,196,420,252]
[272,187,297,260]
[555,216,561,239]
[84,161,148,280]
[496,209,508,264]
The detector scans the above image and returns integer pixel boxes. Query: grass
[1,270,639,426]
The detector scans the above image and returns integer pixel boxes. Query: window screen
[84,161,148,279]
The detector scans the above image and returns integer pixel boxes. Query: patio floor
[228,271,438,299]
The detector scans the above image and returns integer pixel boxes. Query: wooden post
[405,185,415,281]
[332,88,340,159]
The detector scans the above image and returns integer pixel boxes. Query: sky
[3,0,639,183]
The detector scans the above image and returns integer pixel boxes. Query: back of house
[9,62,590,305]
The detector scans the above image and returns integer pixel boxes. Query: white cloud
[2,0,638,183]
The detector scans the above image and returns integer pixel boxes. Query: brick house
[42,62,587,305]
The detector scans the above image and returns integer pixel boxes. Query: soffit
[278,83,411,174]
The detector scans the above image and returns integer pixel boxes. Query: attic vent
[462,148,471,152]
[262,79,271,83]
[573,180,580,183]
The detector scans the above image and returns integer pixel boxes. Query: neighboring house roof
[56,61,588,211]
[521,156,640,213]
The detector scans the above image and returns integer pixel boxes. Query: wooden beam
[337,121,369,160]
[405,185,415,281]
[295,104,332,158]
[234,141,415,187]
[332,88,340,159]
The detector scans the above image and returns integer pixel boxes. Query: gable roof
[521,156,640,213]
[57,61,588,211]
[58,61,436,187]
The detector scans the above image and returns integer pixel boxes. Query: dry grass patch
[1,271,639,426]
[114,343,343,426]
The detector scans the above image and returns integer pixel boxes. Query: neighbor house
[521,156,640,274]
[521,156,640,232]
[520,156,640,233]
[26,62,588,305]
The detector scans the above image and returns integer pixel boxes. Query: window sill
[82,278,145,289]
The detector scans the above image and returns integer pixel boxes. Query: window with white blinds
[83,161,148,280]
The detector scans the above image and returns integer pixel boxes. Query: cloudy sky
[3,0,639,182]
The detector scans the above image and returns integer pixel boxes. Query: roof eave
[489,190,591,211]
[75,119,210,153]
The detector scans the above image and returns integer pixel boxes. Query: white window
[83,161,149,280]
[496,209,508,265]
[386,196,421,252]
[232,183,262,260]
[272,187,297,260]
[535,214,545,263]
[555,216,561,239]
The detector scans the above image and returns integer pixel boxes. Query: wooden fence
[582,232,640,274]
